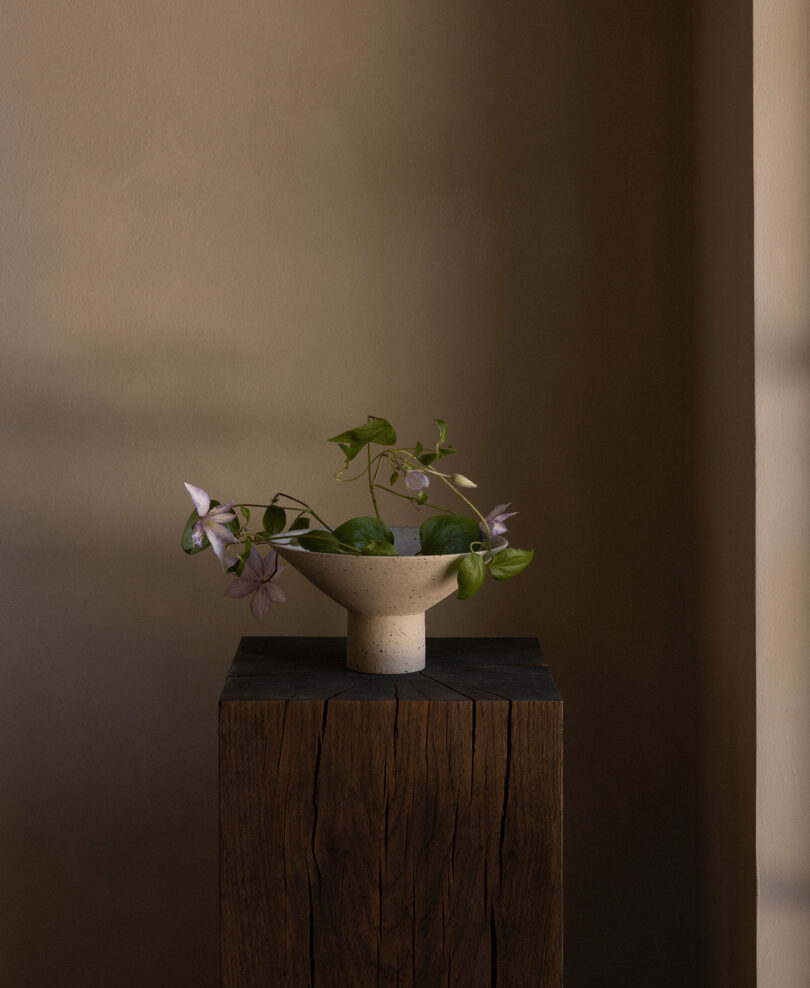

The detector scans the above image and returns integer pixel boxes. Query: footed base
[346,611,425,674]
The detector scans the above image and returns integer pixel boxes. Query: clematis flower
[224,546,286,621]
[184,482,239,569]
[405,470,430,491]
[480,503,518,539]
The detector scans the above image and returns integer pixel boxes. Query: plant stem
[374,485,452,513]
[368,444,381,521]
[431,471,491,540]
[271,493,334,533]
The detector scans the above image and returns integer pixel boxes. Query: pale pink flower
[405,470,430,491]
[480,503,518,539]
[184,482,239,569]
[224,547,286,621]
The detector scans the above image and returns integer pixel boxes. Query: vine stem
[396,451,492,542]
[238,496,334,533]
[374,484,452,513]
[368,444,381,521]
[433,471,492,541]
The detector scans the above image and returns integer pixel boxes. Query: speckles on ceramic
[346,612,425,673]
[275,526,508,675]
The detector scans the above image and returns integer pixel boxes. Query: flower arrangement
[182,415,533,621]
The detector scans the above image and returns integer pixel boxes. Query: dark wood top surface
[220,637,560,703]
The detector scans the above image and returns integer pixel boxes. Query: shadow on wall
[1,1,697,986]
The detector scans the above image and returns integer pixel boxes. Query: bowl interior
[278,525,506,559]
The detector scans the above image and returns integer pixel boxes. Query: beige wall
[1,2,698,985]
[754,0,810,983]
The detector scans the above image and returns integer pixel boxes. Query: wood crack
[307,870,316,987]
[498,701,513,896]
[418,670,511,702]
[311,702,327,881]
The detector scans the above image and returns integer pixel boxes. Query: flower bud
[452,473,477,488]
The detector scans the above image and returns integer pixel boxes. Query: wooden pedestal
[219,637,562,987]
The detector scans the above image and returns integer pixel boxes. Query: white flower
[405,470,430,491]
[480,503,518,539]
[224,547,286,621]
[184,482,239,569]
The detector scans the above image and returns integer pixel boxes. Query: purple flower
[405,470,430,491]
[184,482,239,569]
[224,547,286,621]
[480,503,518,539]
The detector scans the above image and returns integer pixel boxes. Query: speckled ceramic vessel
[276,526,506,674]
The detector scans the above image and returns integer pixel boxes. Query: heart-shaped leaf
[361,540,398,556]
[457,551,485,599]
[489,547,534,581]
[297,530,349,554]
[328,417,397,464]
[333,516,395,551]
[419,515,480,555]
[263,505,286,535]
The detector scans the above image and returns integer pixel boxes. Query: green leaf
[361,539,399,556]
[227,542,252,575]
[489,547,535,581]
[457,551,486,599]
[297,530,348,554]
[436,418,449,446]
[263,505,286,535]
[181,509,207,554]
[238,504,251,524]
[436,444,456,458]
[333,516,395,550]
[417,451,437,466]
[389,471,399,486]
[291,514,311,530]
[419,515,481,555]
[414,441,424,456]
[328,416,397,464]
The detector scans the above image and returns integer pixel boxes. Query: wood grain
[220,638,562,986]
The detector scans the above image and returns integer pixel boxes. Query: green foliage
[419,515,480,555]
[184,415,531,618]
[263,505,286,535]
[457,551,486,599]
[489,547,534,581]
[297,530,348,554]
[227,542,252,575]
[361,539,398,556]
[181,508,207,554]
[328,416,397,465]
[333,516,395,551]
